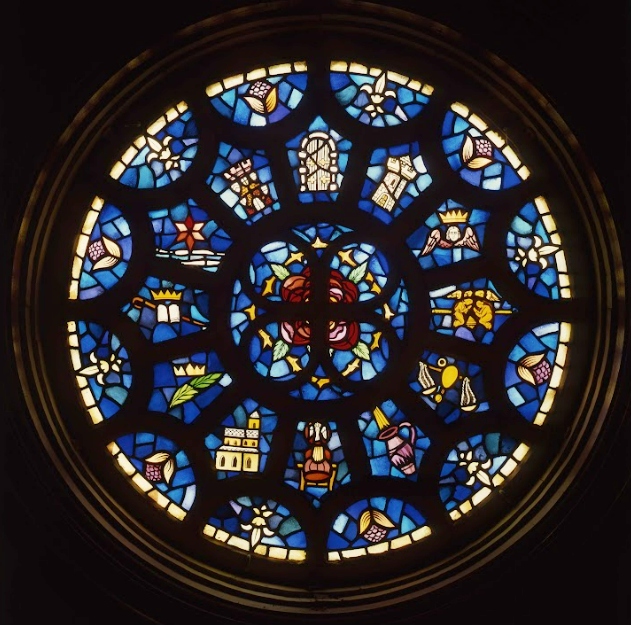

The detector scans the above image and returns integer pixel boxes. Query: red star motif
[174,215,206,251]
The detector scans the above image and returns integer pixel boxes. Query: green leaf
[270,263,290,281]
[169,383,199,408]
[188,372,222,389]
[272,339,290,361]
[348,261,368,284]
[352,341,370,360]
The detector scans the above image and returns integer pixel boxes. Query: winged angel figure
[421,224,480,255]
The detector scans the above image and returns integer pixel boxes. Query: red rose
[328,319,360,351]
[277,266,360,350]
[281,267,311,303]
[280,320,311,346]
[329,269,359,303]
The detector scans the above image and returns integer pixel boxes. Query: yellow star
[244,304,257,320]
[371,332,382,350]
[311,376,330,388]
[286,356,302,372]
[286,251,304,265]
[258,329,273,348]
[312,237,328,249]
[370,282,382,294]
[262,276,276,296]
[383,304,394,321]
[342,358,361,377]
[338,249,356,266]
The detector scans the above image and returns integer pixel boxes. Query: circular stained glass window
[13,8,622,612]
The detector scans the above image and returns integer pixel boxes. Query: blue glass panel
[407,200,490,269]
[327,498,426,550]
[286,117,352,203]
[505,323,561,421]
[115,433,196,510]
[117,108,198,188]
[359,142,432,223]
[284,421,350,507]
[122,277,209,343]
[149,352,231,423]
[73,321,132,419]
[442,107,526,191]
[507,199,568,299]
[150,200,231,272]
[207,497,307,554]
[208,66,307,127]
[439,433,519,512]
[409,351,488,423]
[358,400,430,479]
[429,278,516,343]
[207,143,280,224]
[330,67,431,126]
[205,399,278,479]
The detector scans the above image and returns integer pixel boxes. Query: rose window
[64,57,574,552]
[15,15,620,610]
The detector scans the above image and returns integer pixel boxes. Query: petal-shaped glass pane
[69,197,132,300]
[378,280,408,339]
[440,434,529,521]
[250,322,311,381]
[327,498,430,560]
[231,280,261,345]
[290,366,352,401]
[507,196,571,299]
[110,102,198,188]
[108,433,196,520]
[330,322,389,381]
[207,62,307,126]
[68,321,132,423]
[330,242,389,302]
[204,497,306,561]
[250,240,309,302]
[330,61,433,126]
[506,322,571,425]
[442,102,529,190]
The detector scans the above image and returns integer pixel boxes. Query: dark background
[1,1,630,623]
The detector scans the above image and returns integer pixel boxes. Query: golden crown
[150,288,183,301]
[439,209,469,224]
[173,363,206,376]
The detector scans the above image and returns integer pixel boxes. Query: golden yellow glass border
[205,61,308,98]
[330,60,434,96]
[202,523,306,562]
[67,320,105,424]
[534,321,571,426]
[69,196,105,300]
[533,196,572,299]
[327,525,431,561]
